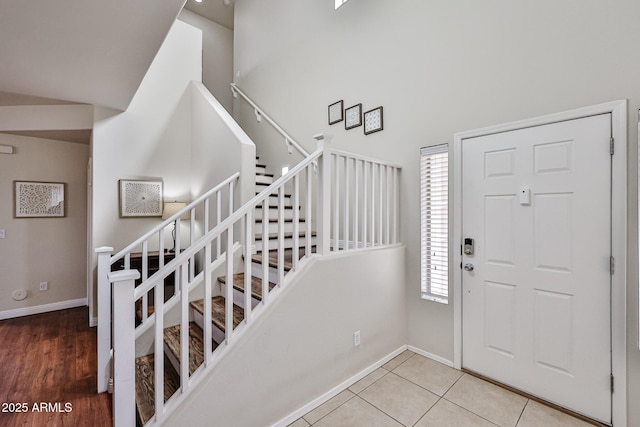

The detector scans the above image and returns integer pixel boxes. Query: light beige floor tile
[444,375,527,427]
[415,399,498,427]
[348,368,389,394]
[314,396,404,427]
[392,354,463,396]
[303,389,355,425]
[382,349,415,370]
[359,372,439,426]
[288,418,311,427]
[516,400,594,427]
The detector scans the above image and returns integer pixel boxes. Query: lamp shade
[162,202,189,220]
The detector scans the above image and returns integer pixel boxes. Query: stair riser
[255,221,306,234]
[164,342,181,375]
[255,174,273,185]
[250,262,283,285]
[255,206,296,221]
[256,183,272,193]
[232,287,260,309]
[254,236,316,252]
[256,165,266,175]
[255,194,292,206]
[190,308,226,345]
[267,194,291,206]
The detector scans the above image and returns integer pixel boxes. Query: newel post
[96,246,114,394]
[314,133,332,255]
[109,269,139,427]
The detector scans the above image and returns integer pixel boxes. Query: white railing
[230,83,311,159]
[95,173,239,394]
[107,135,401,426]
[328,150,401,251]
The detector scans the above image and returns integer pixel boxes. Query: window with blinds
[420,144,449,303]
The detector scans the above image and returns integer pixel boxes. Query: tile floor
[288,350,596,427]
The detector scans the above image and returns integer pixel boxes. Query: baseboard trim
[0,298,88,321]
[272,345,409,427]
[272,344,456,426]
[407,345,454,368]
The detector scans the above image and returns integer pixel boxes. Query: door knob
[464,263,474,272]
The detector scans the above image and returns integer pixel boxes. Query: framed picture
[328,100,344,125]
[119,179,163,217]
[345,103,362,130]
[364,106,384,135]
[14,181,66,218]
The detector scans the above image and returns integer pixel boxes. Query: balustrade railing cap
[108,269,140,282]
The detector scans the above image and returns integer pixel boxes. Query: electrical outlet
[354,330,361,347]
[39,281,48,291]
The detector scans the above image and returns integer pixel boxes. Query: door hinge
[611,374,614,393]
[610,137,615,155]
[610,256,615,275]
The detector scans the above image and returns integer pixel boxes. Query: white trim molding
[0,298,88,321]
[453,100,627,427]
[408,346,454,368]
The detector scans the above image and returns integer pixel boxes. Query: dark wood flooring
[0,307,112,427]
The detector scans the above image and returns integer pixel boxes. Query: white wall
[179,9,234,113]
[190,81,255,213]
[92,19,201,251]
[0,133,89,313]
[233,0,640,424]
[164,245,407,427]
[91,20,202,319]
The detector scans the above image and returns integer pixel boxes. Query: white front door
[461,114,612,423]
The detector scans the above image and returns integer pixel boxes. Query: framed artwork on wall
[364,106,384,135]
[119,179,163,217]
[345,103,362,130]
[328,100,344,125]
[14,181,66,218]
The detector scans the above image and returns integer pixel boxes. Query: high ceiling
[0,0,232,144]
[184,0,234,29]
[0,0,186,111]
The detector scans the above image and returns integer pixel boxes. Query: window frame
[420,144,449,303]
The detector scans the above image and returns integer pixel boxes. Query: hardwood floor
[0,307,112,427]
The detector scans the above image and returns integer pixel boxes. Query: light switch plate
[0,229,5,239]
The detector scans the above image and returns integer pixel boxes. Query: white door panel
[462,114,611,423]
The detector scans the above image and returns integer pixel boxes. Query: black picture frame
[328,100,344,125]
[345,103,362,130]
[364,106,384,135]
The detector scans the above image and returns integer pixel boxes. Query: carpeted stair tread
[217,273,276,301]
[135,354,180,426]
[163,322,214,375]
[190,296,244,332]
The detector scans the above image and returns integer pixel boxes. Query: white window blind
[420,144,449,303]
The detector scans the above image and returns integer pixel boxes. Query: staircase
[99,85,402,427]
[133,156,314,426]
